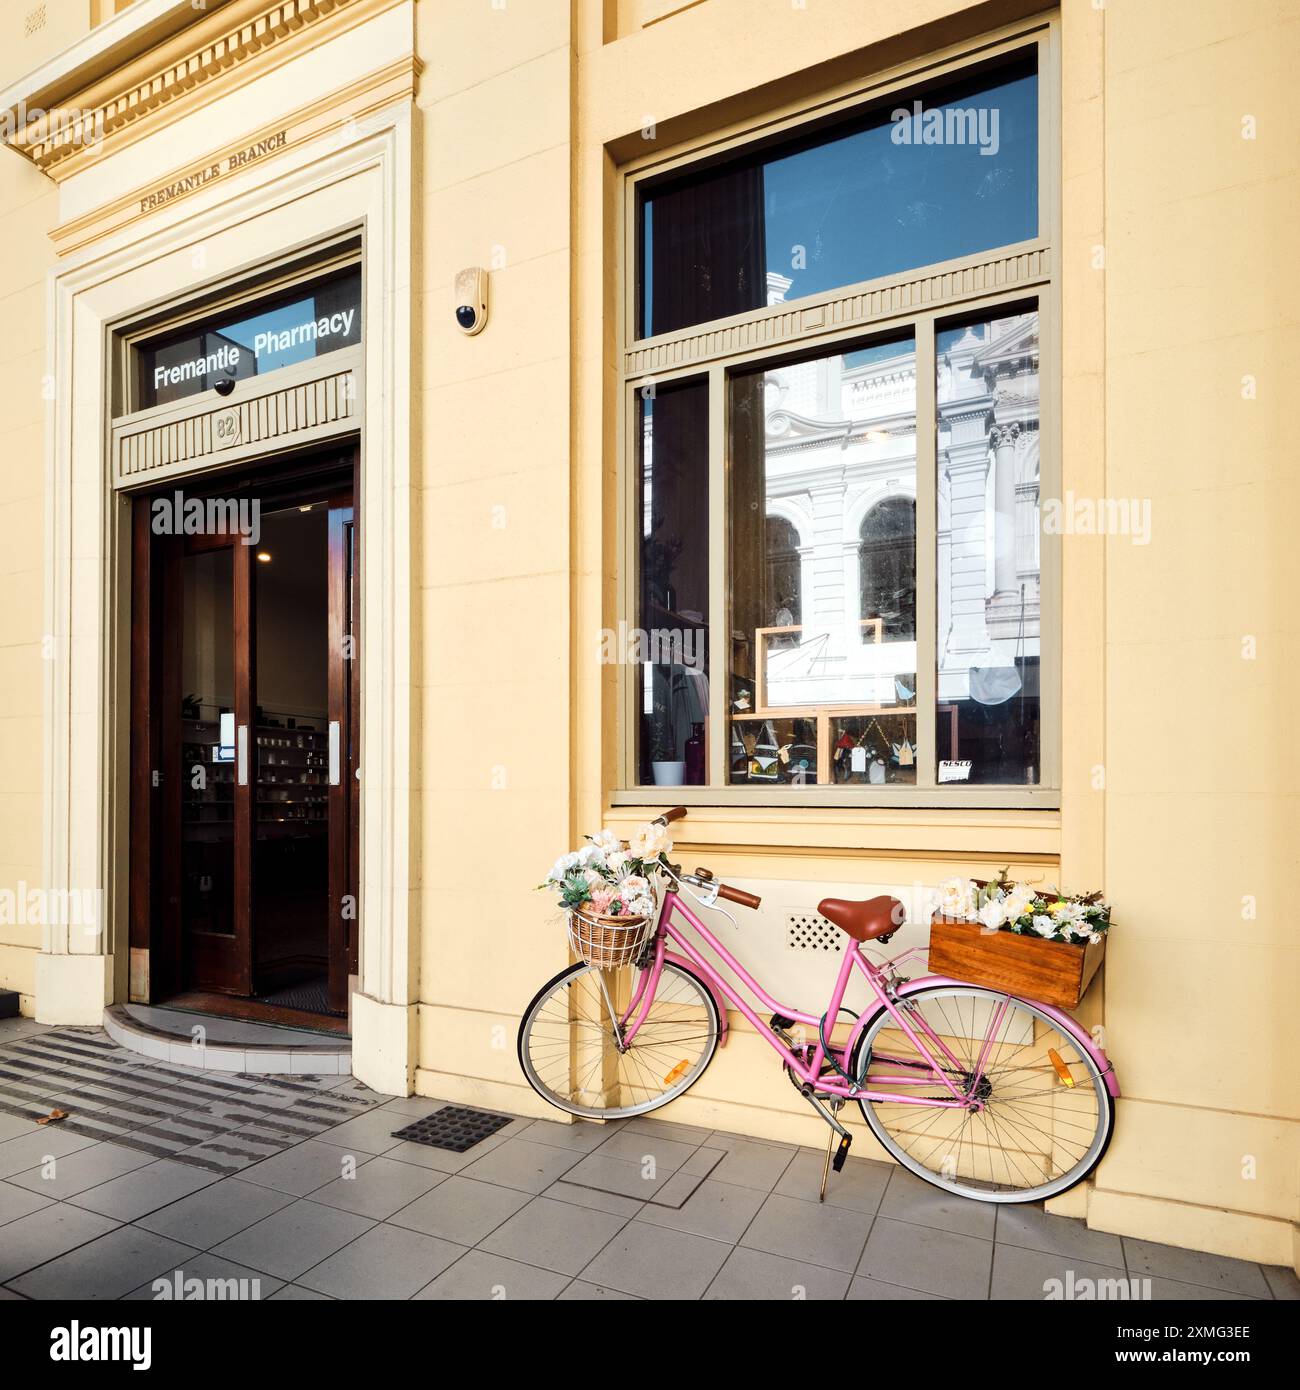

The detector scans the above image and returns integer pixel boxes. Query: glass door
[149,470,357,1016]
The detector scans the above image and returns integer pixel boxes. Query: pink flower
[587,886,615,915]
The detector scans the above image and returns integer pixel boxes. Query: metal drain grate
[390,1104,511,1153]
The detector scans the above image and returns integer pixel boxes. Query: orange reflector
[1048,1048,1075,1087]
[664,1060,690,1086]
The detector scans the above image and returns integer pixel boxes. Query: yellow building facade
[0,0,1295,1272]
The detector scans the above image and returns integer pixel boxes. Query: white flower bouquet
[541,822,674,968]
[540,821,672,921]
[931,872,1110,946]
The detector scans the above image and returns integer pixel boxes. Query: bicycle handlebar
[656,806,688,825]
[716,882,762,909]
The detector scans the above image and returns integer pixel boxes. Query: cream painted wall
[411,0,575,1114]
[0,151,56,1007]
[0,2,91,93]
[1087,0,1300,1264]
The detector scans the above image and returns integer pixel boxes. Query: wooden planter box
[928,915,1106,1010]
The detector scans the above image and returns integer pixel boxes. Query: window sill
[605,797,1062,861]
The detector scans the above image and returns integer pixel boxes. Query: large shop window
[624,38,1053,802]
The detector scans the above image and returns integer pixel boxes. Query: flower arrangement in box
[928,872,1111,1009]
[540,822,673,967]
[931,872,1110,944]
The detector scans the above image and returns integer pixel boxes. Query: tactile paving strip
[390,1104,512,1153]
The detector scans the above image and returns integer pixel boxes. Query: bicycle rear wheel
[850,985,1113,1203]
[517,960,719,1120]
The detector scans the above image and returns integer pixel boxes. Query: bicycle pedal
[832,1133,852,1172]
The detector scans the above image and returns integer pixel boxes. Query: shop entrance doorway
[130,451,359,1026]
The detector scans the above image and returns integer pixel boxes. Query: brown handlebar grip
[717,883,762,909]
[657,806,688,824]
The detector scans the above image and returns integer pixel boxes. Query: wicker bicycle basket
[566,906,655,969]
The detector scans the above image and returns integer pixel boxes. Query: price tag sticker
[939,760,972,783]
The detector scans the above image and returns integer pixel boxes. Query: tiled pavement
[1,1018,1297,1302]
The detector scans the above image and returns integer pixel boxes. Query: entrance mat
[390,1104,512,1153]
[256,978,331,1015]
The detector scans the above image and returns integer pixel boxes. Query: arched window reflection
[859,497,916,641]
[765,515,801,628]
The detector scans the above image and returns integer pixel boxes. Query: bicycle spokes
[518,961,720,1120]
[857,987,1110,1202]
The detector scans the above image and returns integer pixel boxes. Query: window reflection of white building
[757,308,1039,715]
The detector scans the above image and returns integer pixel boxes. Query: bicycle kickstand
[817,1100,852,1203]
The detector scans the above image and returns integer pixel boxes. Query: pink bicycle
[518,808,1119,1204]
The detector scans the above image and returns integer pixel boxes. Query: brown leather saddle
[817,894,904,942]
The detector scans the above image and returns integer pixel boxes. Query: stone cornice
[5,0,403,179]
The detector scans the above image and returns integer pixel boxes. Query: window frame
[613,17,1061,810]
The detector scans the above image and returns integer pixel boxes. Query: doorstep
[103,1003,351,1075]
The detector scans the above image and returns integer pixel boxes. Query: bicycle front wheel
[851,985,1113,1204]
[517,960,720,1120]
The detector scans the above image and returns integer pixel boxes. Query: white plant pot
[651,760,686,787]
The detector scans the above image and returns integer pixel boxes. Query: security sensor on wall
[454,267,489,335]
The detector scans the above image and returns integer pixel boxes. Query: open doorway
[130,450,359,1032]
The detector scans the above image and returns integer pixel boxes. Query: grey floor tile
[543,1180,644,1219]
[298,1222,464,1299]
[0,1113,37,1142]
[0,1126,97,1179]
[646,1168,707,1208]
[519,1117,617,1152]
[9,1225,196,1301]
[774,1150,891,1213]
[991,1242,1141,1301]
[1144,1277,1255,1301]
[996,1203,1124,1268]
[480,1196,626,1275]
[740,1192,873,1273]
[308,1154,443,1219]
[847,1276,947,1300]
[311,1109,408,1156]
[595,1127,698,1171]
[707,1138,796,1192]
[136,1177,295,1248]
[387,1175,529,1244]
[706,1246,851,1300]
[458,1137,584,1193]
[0,1178,54,1226]
[0,1287,26,1299]
[858,1217,993,1299]
[1263,1265,1300,1300]
[268,1283,334,1299]
[8,1140,158,1199]
[580,1222,731,1300]
[562,1150,670,1200]
[122,1250,284,1301]
[211,1199,375,1281]
[375,1097,447,1119]
[414,1249,570,1300]
[878,1168,996,1239]
[636,1178,765,1243]
[238,1139,371,1197]
[623,1117,716,1146]
[1122,1236,1271,1298]
[0,1203,121,1283]
[383,1131,512,1175]
[67,1158,220,1222]
[558,1279,640,1300]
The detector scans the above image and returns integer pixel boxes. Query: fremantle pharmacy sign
[135,266,361,408]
